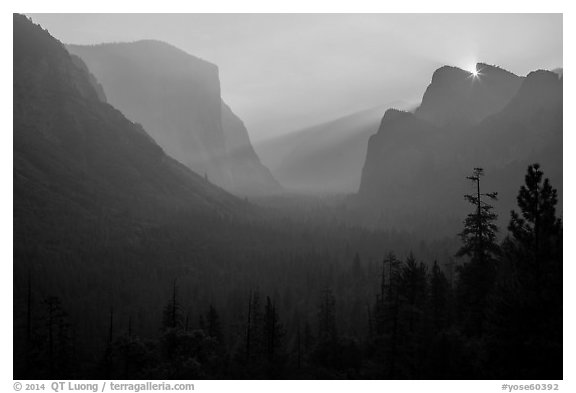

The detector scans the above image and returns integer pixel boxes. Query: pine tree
[246,290,253,360]
[429,261,451,331]
[399,253,428,334]
[43,296,71,377]
[352,252,364,282]
[162,280,183,330]
[318,288,337,341]
[456,168,499,336]
[507,163,562,290]
[206,305,222,343]
[374,256,387,336]
[263,296,283,362]
[457,168,499,262]
[245,289,264,359]
[489,164,562,378]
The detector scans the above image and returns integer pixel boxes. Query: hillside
[67,41,282,197]
[356,64,562,236]
[14,14,246,261]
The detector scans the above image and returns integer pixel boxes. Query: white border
[2,1,572,391]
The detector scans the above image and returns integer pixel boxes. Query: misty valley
[13,14,562,380]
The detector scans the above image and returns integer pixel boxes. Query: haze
[27,13,562,146]
[13,13,564,381]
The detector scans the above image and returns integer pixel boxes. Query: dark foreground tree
[162,280,183,331]
[488,164,562,379]
[456,168,499,336]
[205,305,223,343]
[429,261,452,331]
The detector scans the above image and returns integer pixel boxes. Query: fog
[26,14,561,143]
[14,13,564,380]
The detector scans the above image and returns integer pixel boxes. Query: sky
[27,14,562,143]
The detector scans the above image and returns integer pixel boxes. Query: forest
[13,14,562,381]
[14,164,562,379]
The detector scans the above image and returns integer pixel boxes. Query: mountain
[358,109,445,207]
[357,64,562,237]
[67,41,281,197]
[219,102,282,196]
[256,104,408,193]
[14,14,246,256]
[415,63,523,127]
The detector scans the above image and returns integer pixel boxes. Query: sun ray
[465,63,481,79]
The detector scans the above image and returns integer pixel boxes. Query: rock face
[67,41,281,197]
[14,14,244,246]
[357,64,562,236]
[359,109,444,208]
[415,63,523,127]
[220,102,283,196]
[257,105,394,193]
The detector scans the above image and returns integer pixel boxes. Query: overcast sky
[27,14,562,143]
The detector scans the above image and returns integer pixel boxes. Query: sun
[466,64,481,79]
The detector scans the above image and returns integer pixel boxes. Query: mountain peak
[68,39,280,197]
[67,40,219,78]
[430,65,470,83]
[476,62,509,72]
[514,69,562,101]
[415,62,522,127]
[14,13,244,222]
[551,67,563,78]
[381,108,410,122]
[430,63,518,81]
[525,69,562,84]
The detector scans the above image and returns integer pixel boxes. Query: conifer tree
[264,296,283,362]
[318,288,337,341]
[429,261,451,331]
[457,168,499,262]
[507,163,562,289]
[42,296,71,377]
[456,168,499,336]
[399,253,428,334]
[162,280,183,330]
[489,164,562,378]
[206,305,222,343]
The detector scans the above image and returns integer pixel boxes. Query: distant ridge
[14,13,246,249]
[415,63,523,127]
[257,102,410,193]
[68,40,282,197]
[356,63,562,237]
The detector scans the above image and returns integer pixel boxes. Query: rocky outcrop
[415,63,523,127]
[68,41,281,196]
[357,64,562,236]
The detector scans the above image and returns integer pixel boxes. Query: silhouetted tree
[26,270,32,344]
[246,290,253,360]
[264,296,283,362]
[296,323,302,370]
[374,252,401,336]
[489,164,562,378]
[399,253,428,334]
[205,305,222,343]
[429,261,452,331]
[352,252,364,282]
[457,168,499,262]
[162,280,183,330]
[456,168,499,336]
[317,289,337,341]
[244,289,265,361]
[42,296,72,378]
[507,163,562,290]
[303,320,314,356]
[108,307,114,348]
